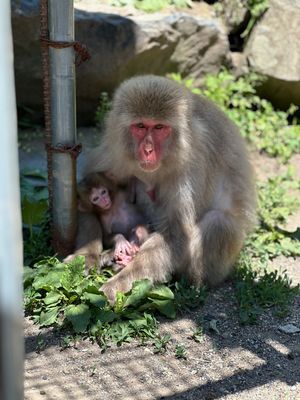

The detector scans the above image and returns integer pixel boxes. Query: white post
[0,1,24,399]
[48,0,77,255]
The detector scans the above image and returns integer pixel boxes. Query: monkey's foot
[101,274,132,305]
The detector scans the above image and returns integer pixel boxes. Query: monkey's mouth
[139,160,160,172]
[102,200,111,209]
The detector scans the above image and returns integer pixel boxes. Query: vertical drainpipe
[48,0,77,255]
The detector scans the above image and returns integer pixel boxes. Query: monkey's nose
[144,143,154,155]
[145,148,153,155]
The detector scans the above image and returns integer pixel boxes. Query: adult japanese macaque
[77,75,256,303]
[65,172,150,272]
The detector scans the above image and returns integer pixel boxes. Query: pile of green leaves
[171,71,300,162]
[24,256,206,350]
[110,0,191,13]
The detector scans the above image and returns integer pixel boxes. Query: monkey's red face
[130,119,171,171]
[89,186,111,210]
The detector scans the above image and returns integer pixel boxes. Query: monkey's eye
[101,189,107,196]
[136,123,145,129]
[154,124,164,130]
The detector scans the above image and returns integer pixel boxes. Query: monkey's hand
[114,234,136,258]
[102,233,171,305]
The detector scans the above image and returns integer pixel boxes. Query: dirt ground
[21,129,300,400]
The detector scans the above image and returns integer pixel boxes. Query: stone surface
[278,324,300,334]
[12,0,229,124]
[245,0,300,109]
[218,0,250,34]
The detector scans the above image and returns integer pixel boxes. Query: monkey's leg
[190,209,244,287]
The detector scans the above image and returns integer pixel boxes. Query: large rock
[245,0,300,109]
[12,0,229,124]
[218,0,250,35]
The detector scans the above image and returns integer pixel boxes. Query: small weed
[60,335,74,350]
[153,334,171,354]
[89,365,97,377]
[36,333,46,353]
[173,279,207,312]
[191,326,204,343]
[175,344,187,360]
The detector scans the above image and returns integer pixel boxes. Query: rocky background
[11,0,300,124]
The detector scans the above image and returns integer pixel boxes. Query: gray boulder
[245,0,300,109]
[218,0,250,35]
[12,0,229,124]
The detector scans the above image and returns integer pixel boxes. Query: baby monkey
[77,172,150,271]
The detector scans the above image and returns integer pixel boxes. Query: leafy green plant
[173,279,207,311]
[234,254,299,324]
[110,0,191,12]
[175,344,187,359]
[245,171,300,259]
[171,70,300,162]
[21,170,51,265]
[24,256,197,351]
[191,326,204,343]
[153,334,171,354]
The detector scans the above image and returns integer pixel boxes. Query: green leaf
[60,262,85,292]
[65,304,91,333]
[124,279,153,307]
[33,269,64,290]
[23,266,36,287]
[150,299,176,319]
[93,309,117,323]
[81,283,102,294]
[44,291,62,306]
[39,306,59,326]
[110,322,133,345]
[114,292,127,313]
[82,292,107,308]
[148,285,174,300]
